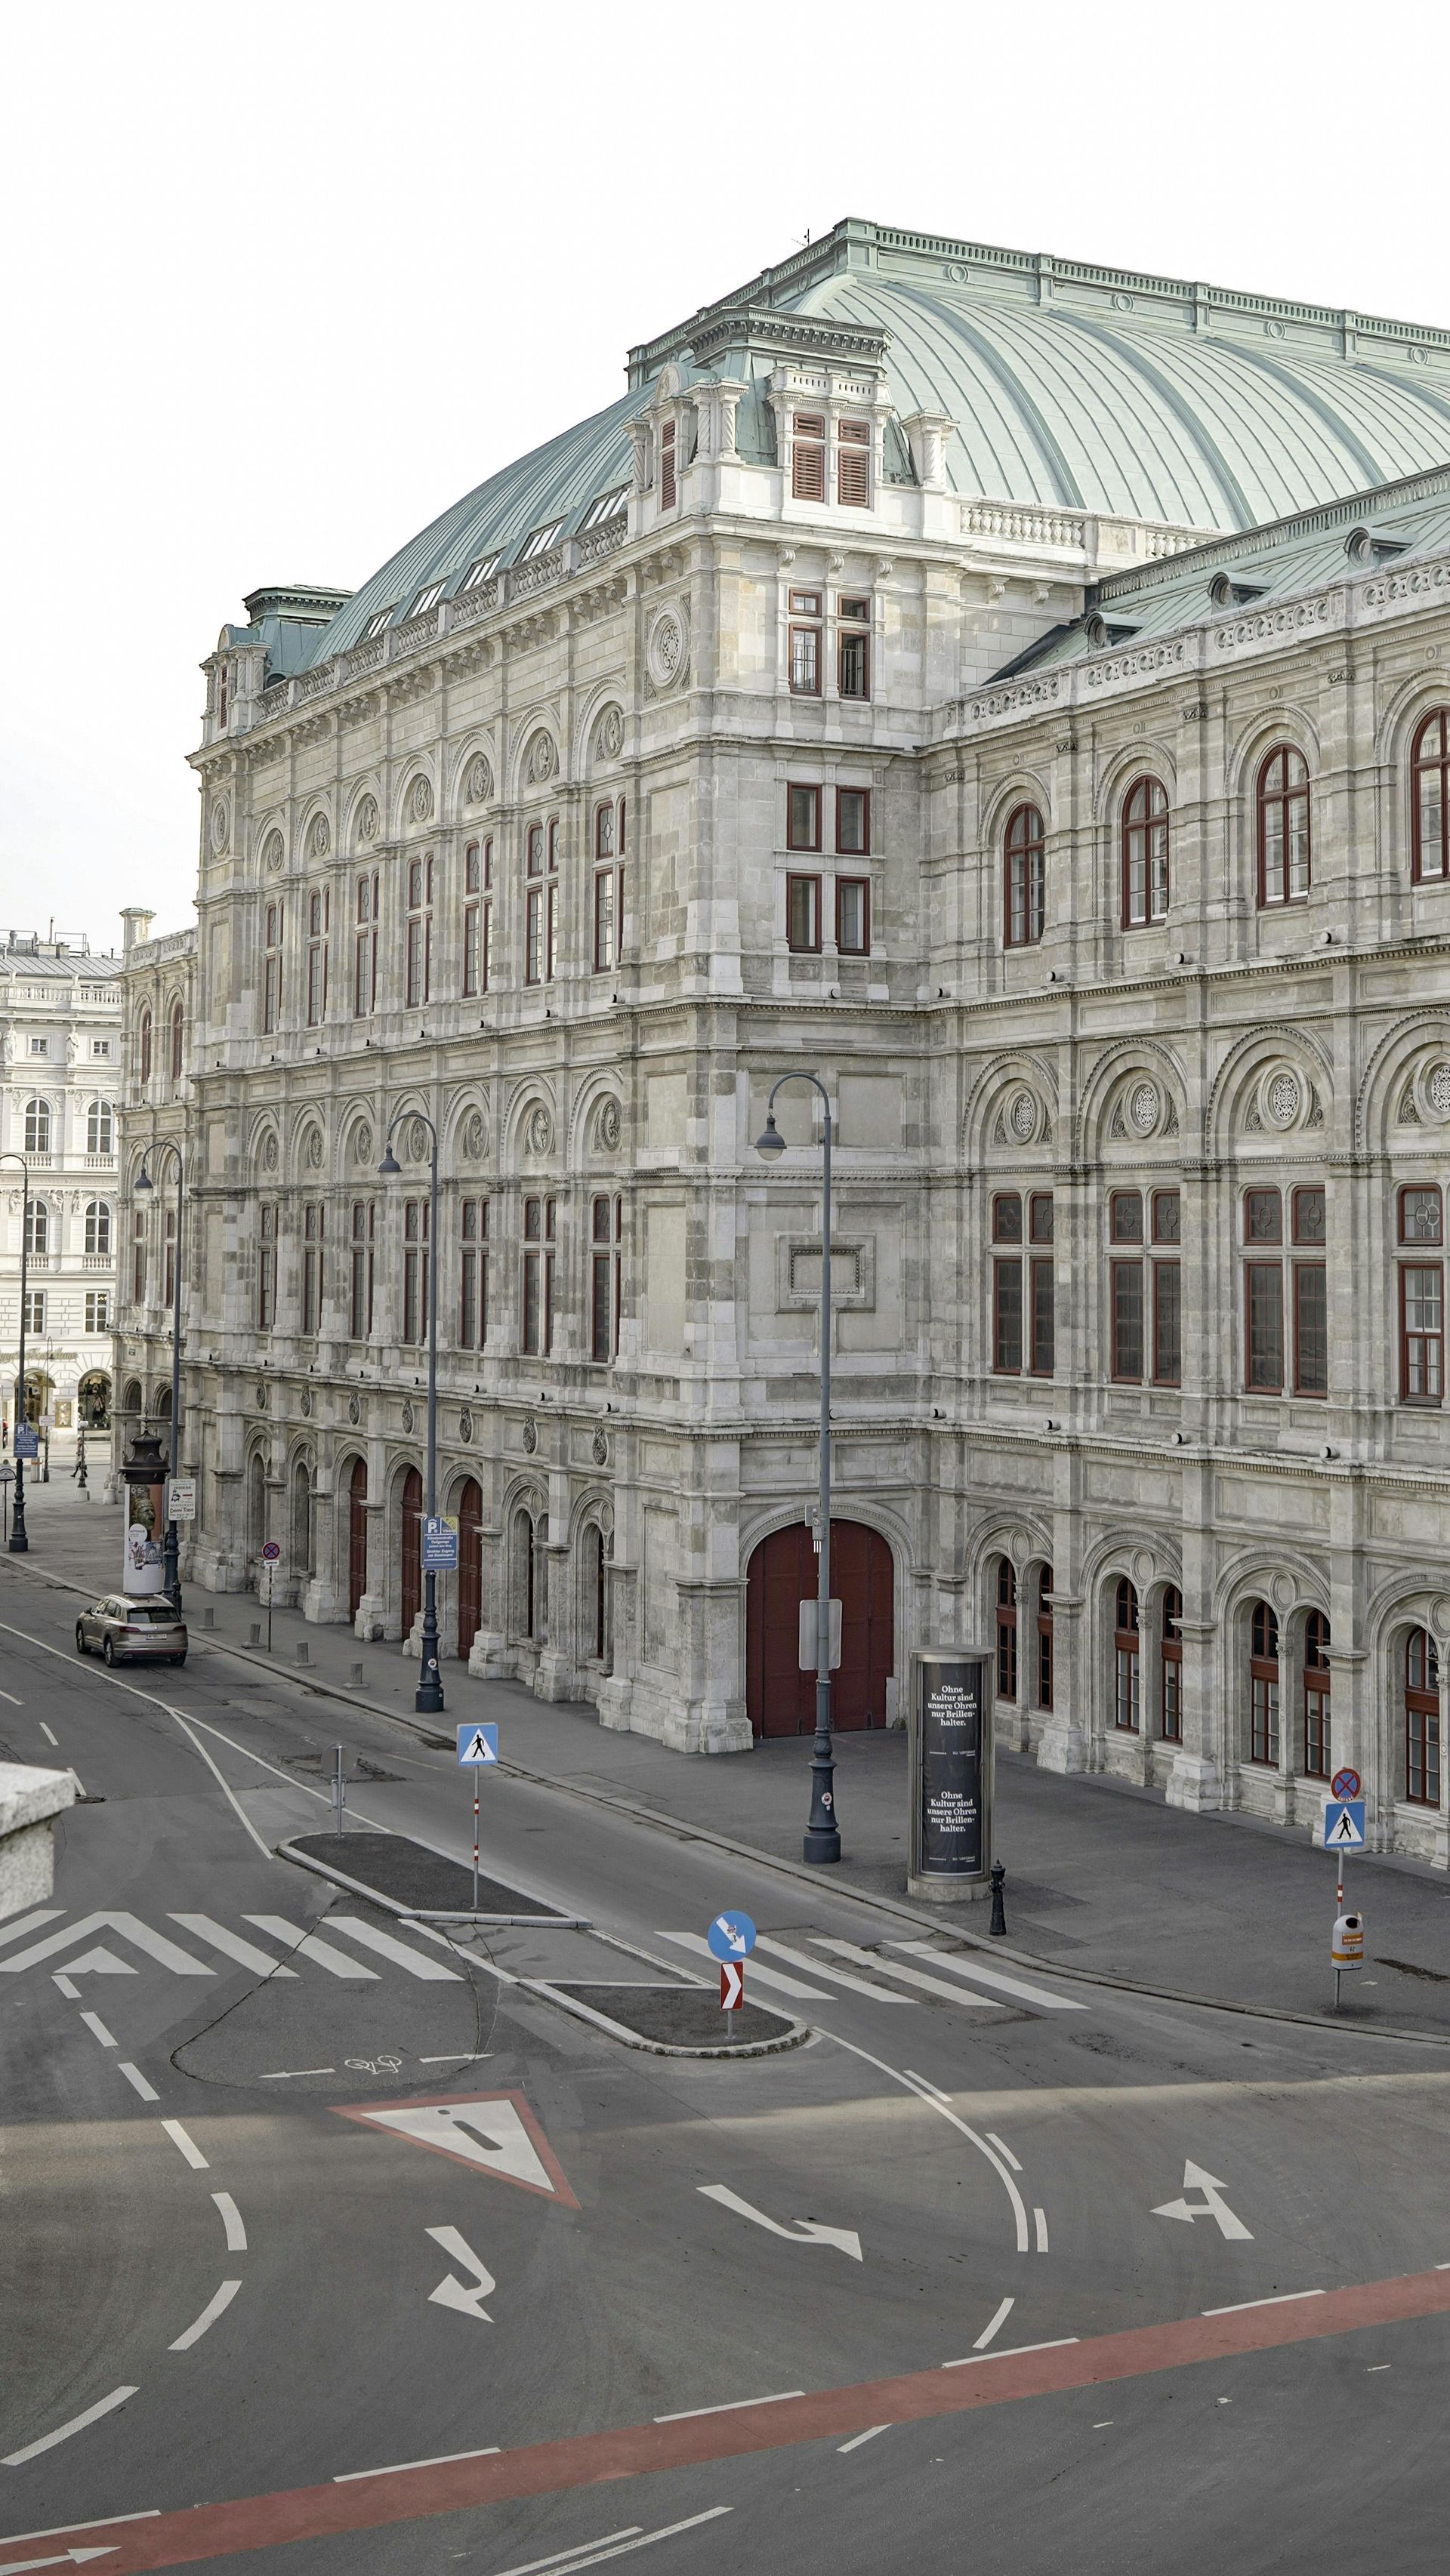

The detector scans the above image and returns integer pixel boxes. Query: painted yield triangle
[332,2089,578,2206]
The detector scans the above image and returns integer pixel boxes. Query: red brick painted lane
[14,2266,1450,2570]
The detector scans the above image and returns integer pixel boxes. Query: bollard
[295,1641,310,1667]
[989,1858,1007,1937]
[202,1607,214,1630]
[350,1662,364,1687]
[247,1622,261,1647]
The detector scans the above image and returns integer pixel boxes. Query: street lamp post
[134,1142,184,1613]
[380,1113,444,1715]
[2,1152,32,1552]
[755,1074,840,1865]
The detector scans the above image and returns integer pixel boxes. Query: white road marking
[38,1724,57,1746]
[1034,2207,1050,2254]
[0,1913,212,1978]
[893,1943,1087,2011]
[470,2534,640,2575]
[334,2443,502,2482]
[117,2062,158,2102]
[168,1916,298,1979]
[656,1930,830,1999]
[654,2392,804,2422]
[0,1911,65,1952]
[52,1975,79,2000]
[1152,2161,1253,2242]
[166,1709,276,1862]
[79,2011,115,2048]
[752,1934,907,2002]
[418,2051,493,2063]
[159,2119,208,2171]
[0,2516,159,2547]
[0,2542,121,2568]
[698,2183,862,2261]
[973,2295,1016,2350]
[824,2033,1030,2252]
[326,1917,461,1980]
[242,1916,378,1980]
[985,2133,1023,2172]
[1202,2289,1325,2316]
[903,2070,952,2100]
[425,2223,497,2319]
[812,1940,1003,2010]
[486,2515,732,2576]
[211,2192,247,2251]
[259,2067,335,2079]
[1093,2420,1114,2429]
[168,2279,241,2351]
[837,2424,890,2453]
[2,2386,139,2466]
[942,2337,1081,2369]
[0,1687,23,1706]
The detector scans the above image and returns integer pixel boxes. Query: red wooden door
[400,1466,423,1635]
[745,1520,894,1738]
[347,1459,368,1619]
[457,1478,483,1659]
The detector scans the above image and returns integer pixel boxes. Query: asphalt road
[3,1564,1450,2574]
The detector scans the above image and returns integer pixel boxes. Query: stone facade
[113,236,1450,1867]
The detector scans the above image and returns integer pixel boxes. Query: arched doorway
[745,1520,894,1738]
[347,1461,369,1619]
[290,1459,312,1584]
[457,1478,483,1659]
[78,1371,111,1429]
[400,1466,423,1637]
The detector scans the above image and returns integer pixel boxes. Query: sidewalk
[10,1472,1450,2037]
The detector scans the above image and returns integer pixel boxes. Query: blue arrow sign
[457,1724,499,1767]
[1322,1798,1366,1851]
[706,1911,757,1961]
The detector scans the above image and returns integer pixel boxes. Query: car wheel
[102,1635,116,1666]
[171,1654,187,1668]
[75,1625,88,1653]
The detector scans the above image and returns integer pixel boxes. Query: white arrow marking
[1152,2159,1254,2241]
[0,2550,119,2570]
[698,2182,862,2260]
[425,2223,496,2319]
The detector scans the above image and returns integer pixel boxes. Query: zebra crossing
[655,1929,1085,2017]
[0,1906,461,1984]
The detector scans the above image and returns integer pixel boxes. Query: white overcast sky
[4,0,1446,946]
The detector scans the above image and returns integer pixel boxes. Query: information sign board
[423,1515,460,1572]
[167,1476,196,1524]
[14,1428,38,1460]
[909,1650,992,1895]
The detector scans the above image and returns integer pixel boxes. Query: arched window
[585,1522,609,1665]
[1161,1584,1183,1741]
[1257,747,1311,906]
[1411,710,1450,884]
[87,1099,113,1157]
[1304,1610,1331,1779]
[513,1508,538,1641]
[1036,1565,1054,1711]
[169,999,184,1080]
[1004,804,1045,948]
[995,1560,1018,1699]
[85,1200,111,1257]
[139,1009,153,1083]
[1121,776,1169,927]
[291,1459,313,1582]
[24,1199,48,1259]
[247,1453,267,1557]
[1406,1629,1441,1806]
[1114,1579,1140,1730]
[23,1098,51,1153]
[1249,1601,1281,1764]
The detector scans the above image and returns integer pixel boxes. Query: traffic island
[532,1980,806,2058]
[280,1831,585,1926]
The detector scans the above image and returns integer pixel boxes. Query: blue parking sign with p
[457,1724,499,1766]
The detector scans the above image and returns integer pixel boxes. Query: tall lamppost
[379,1111,443,1714]
[134,1142,184,1611]
[755,1073,840,1865]
[2,1152,32,1553]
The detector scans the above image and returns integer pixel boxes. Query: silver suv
[75,1597,188,1667]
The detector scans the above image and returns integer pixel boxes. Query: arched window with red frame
[1249,1600,1280,1764]
[1257,746,1311,906]
[1411,709,1450,884]
[1004,803,1044,948]
[996,1560,1018,1699]
[1036,1565,1054,1710]
[1161,1584,1183,1740]
[1114,1578,1140,1730]
[1304,1609,1331,1779]
[1121,776,1169,927]
[1407,1628,1441,1805]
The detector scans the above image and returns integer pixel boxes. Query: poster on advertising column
[909,1650,992,1900]
[122,1434,169,1597]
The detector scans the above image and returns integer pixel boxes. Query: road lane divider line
[891,1943,1086,2012]
[0,1687,23,1707]
[211,2194,247,2252]
[168,1915,299,1979]
[242,1917,379,1980]
[117,2062,159,2103]
[654,2392,805,2423]
[813,1940,1004,2011]
[159,2120,208,2171]
[325,1918,462,1981]
[39,1726,57,1747]
[165,1711,275,1863]
[52,1974,81,2000]
[334,2445,503,2482]
[0,2516,159,2548]
[168,2281,241,2353]
[474,2529,642,2573]
[942,2338,1081,2369]
[985,2133,1022,2172]
[1034,2208,1050,2254]
[837,2424,889,2453]
[656,1930,830,2000]
[1201,2289,1325,2316]
[1,2386,139,2467]
[500,2510,734,2574]
[752,1935,908,2002]
[823,2032,1031,2252]
[973,2297,1016,2350]
[79,2011,115,2048]
[902,2070,952,2100]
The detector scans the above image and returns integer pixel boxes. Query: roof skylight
[362,608,393,639]
[517,519,565,561]
[409,581,446,618]
[578,485,628,530]
[461,553,501,590]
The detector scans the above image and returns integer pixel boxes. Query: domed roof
[301,220,1450,667]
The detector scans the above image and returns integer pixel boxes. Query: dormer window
[517,519,564,562]
[579,486,628,530]
[462,553,501,590]
[409,581,445,619]
[791,413,826,502]
[362,608,393,639]
[216,662,230,725]
[660,421,677,510]
[837,419,870,507]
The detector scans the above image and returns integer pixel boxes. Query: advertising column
[121,1430,168,1597]
[909,1649,992,1902]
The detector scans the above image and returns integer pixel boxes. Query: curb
[275,1837,588,1929]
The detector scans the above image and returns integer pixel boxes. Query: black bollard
[989,1858,1007,1937]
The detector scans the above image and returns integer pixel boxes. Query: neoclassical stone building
[117,219,1450,1860]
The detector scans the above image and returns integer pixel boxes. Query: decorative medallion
[526,1104,554,1158]
[522,1418,538,1454]
[525,729,557,785]
[592,1428,609,1466]
[1433,1595,1450,1638]
[355,794,379,844]
[1427,1063,1450,1119]
[1129,1080,1159,1135]
[461,1110,486,1161]
[353,1123,372,1167]
[594,704,624,761]
[255,1382,268,1410]
[209,798,230,852]
[408,1117,429,1165]
[1272,1573,1295,1612]
[304,1125,324,1169]
[1409,346,1430,365]
[1009,1089,1037,1142]
[409,775,434,825]
[1131,1548,1153,1587]
[307,813,331,858]
[647,610,685,689]
[945,262,967,283]
[1268,1071,1301,1126]
[594,1098,622,1154]
[459,1407,474,1444]
[262,830,285,874]
[465,755,493,806]
[299,1388,313,1417]
[347,1394,362,1425]
[261,1130,279,1173]
[1112,291,1135,312]
[401,1401,415,1434]
[1263,318,1286,339]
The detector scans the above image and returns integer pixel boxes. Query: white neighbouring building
[116,217,1450,1864]
[1,930,123,1434]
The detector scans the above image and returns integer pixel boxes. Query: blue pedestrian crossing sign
[1322,1798,1366,1851]
[457,1724,499,1767]
[706,1911,757,1961]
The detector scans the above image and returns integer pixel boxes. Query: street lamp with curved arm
[755,1071,840,1864]
[134,1139,184,1610]
[1,1151,32,1553]
[379,1111,443,1714]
